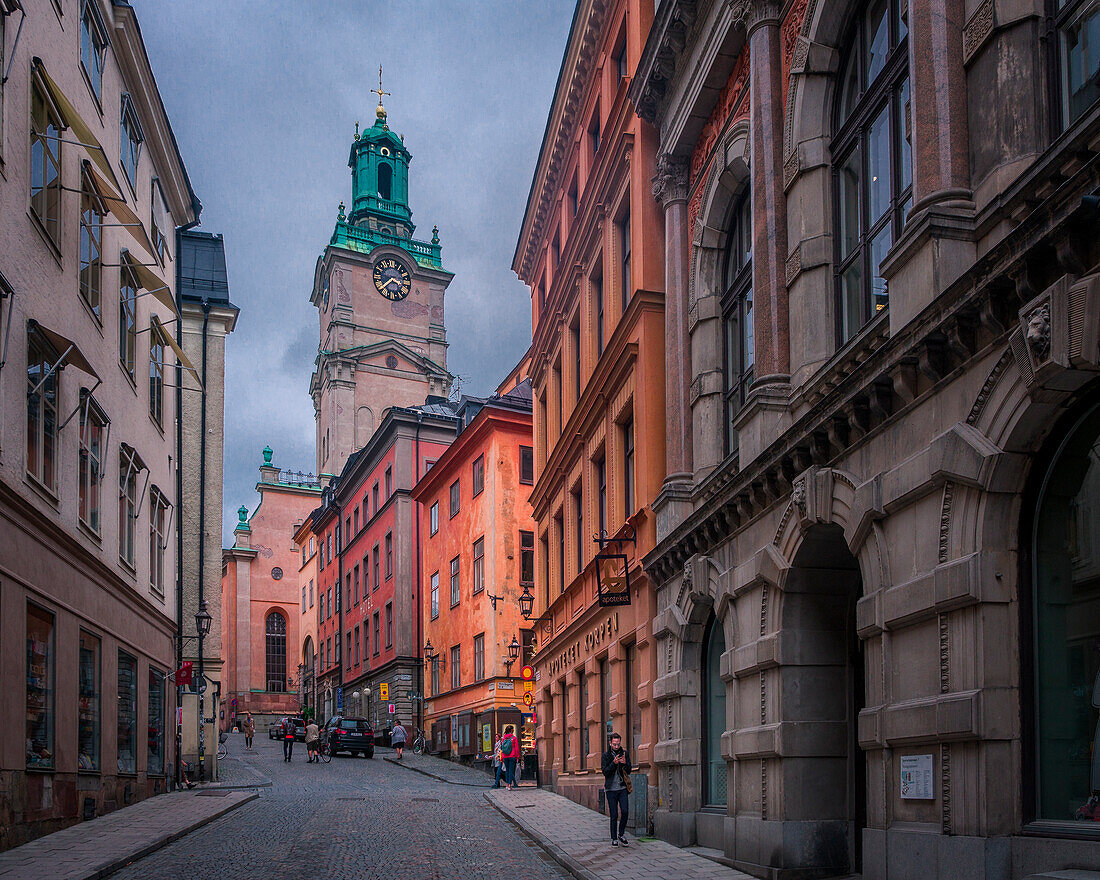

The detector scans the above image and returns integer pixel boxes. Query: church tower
[310,77,452,477]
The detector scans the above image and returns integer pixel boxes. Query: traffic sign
[523,680,534,694]
[522,693,533,706]
[388,702,395,714]
[336,687,344,712]
[379,683,389,700]
[521,665,534,681]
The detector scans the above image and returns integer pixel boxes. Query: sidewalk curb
[483,792,599,880]
[83,791,257,880]
[382,754,489,787]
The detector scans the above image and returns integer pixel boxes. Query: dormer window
[378,163,393,201]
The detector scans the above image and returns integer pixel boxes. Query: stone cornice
[630,0,701,126]
[513,0,611,283]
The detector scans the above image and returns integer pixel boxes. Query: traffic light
[521,664,534,681]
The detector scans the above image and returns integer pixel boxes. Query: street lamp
[194,601,212,781]
[519,584,534,620]
[503,634,520,677]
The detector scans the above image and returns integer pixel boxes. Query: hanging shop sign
[595,525,635,607]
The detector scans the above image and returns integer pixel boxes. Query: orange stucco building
[412,378,538,763]
[512,0,666,827]
[221,450,321,728]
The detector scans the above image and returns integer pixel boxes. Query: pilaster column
[652,155,694,541]
[745,0,790,383]
[908,0,971,211]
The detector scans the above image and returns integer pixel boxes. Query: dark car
[324,716,374,758]
[268,715,306,741]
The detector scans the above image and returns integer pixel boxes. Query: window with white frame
[149,323,165,425]
[474,633,485,682]
[150,179,171,264]
[472,537,484,594]
[79,397,107,532]
[119,258,138,376]
[451,644,461,690]
[430,501,439,535]
[430,571,439,619]
[80,0,108,102]
[26,332,59,492]
[119,95,143,189]
[80,175,104,317]
[149,487,169,593]
[472,454,484,497]
[450,555,460,607]
[31,80,62,245]
[118,447,140,568]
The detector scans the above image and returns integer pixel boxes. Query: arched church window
[1032,400,1100,823]
[702,615,727,806]
[832,0,911,343]
[265,611,287,692]
[722,190,753,456]
[378,162,393,202]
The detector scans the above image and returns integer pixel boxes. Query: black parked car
[268,715,306,741]
[324,716,374,758]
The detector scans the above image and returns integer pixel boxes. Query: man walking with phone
[602,732,632,847]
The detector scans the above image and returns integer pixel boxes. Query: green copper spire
[347,65,413,236]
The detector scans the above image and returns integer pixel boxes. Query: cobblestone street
[111,734,568,880]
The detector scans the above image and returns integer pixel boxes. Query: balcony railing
[330,221,444,269]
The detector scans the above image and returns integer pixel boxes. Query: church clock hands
[373,259,411,301]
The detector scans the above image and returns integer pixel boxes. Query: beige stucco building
[631,0,1100,877]
[0,0,226,846]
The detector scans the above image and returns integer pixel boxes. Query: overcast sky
[135,1,572,543]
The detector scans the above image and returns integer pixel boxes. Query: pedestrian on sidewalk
[243,713,255,751]
[501,724,520,790]
[601,732,632,847]
[281,716,295,762]
[305,719,320,763]
[391,719,407,760]
[491,733,505,788]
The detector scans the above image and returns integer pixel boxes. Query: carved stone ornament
[791,478,808,516]
[652,154,690,205]
[732,0,783,32]
[1025,303,1051,361]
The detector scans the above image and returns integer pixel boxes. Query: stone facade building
[221,451,320,729]
[514,0,667,828]
[413,378,538,760]
[0,0,229,846]
[630,0,1100,877]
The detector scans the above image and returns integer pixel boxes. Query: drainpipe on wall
[196,298,211,780]
[414,412,423,739]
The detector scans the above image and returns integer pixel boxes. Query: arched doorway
[1030,399,1100,823]
[702,615,727,807]
[782,523,866,873]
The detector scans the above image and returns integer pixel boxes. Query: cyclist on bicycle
[305,718,320,763]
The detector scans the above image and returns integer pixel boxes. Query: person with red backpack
[281,716,295,762]
[500,724,520,789]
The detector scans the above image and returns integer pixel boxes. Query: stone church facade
[632,0,1100,877]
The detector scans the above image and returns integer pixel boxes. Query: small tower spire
[373,65,391,121]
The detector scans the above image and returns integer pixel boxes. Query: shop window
[580,672,590,766]
[266,612,286,692]
[1032,401,1100,822]
[26,605,55,770]
[832,0,910,342]
[78,631,100,771]
[148,668,165,775]
[703,616,728,806]
[117,650,137,773]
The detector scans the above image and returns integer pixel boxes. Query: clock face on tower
[373,258,411,301]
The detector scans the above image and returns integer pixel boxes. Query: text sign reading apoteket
[900,753,933,799]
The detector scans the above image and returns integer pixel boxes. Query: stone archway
[779,522,866,874]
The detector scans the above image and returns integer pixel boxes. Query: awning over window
[126,257,178,317]
[84,162,157,260]
[33,58,122,195]
[150,314,202,389]
[28,319,99,380]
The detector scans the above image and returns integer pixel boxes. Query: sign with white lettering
[900,754,933,799]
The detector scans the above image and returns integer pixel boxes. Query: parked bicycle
[217,731,228,760]
[412,728,427,754]
[318,737,332,763]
